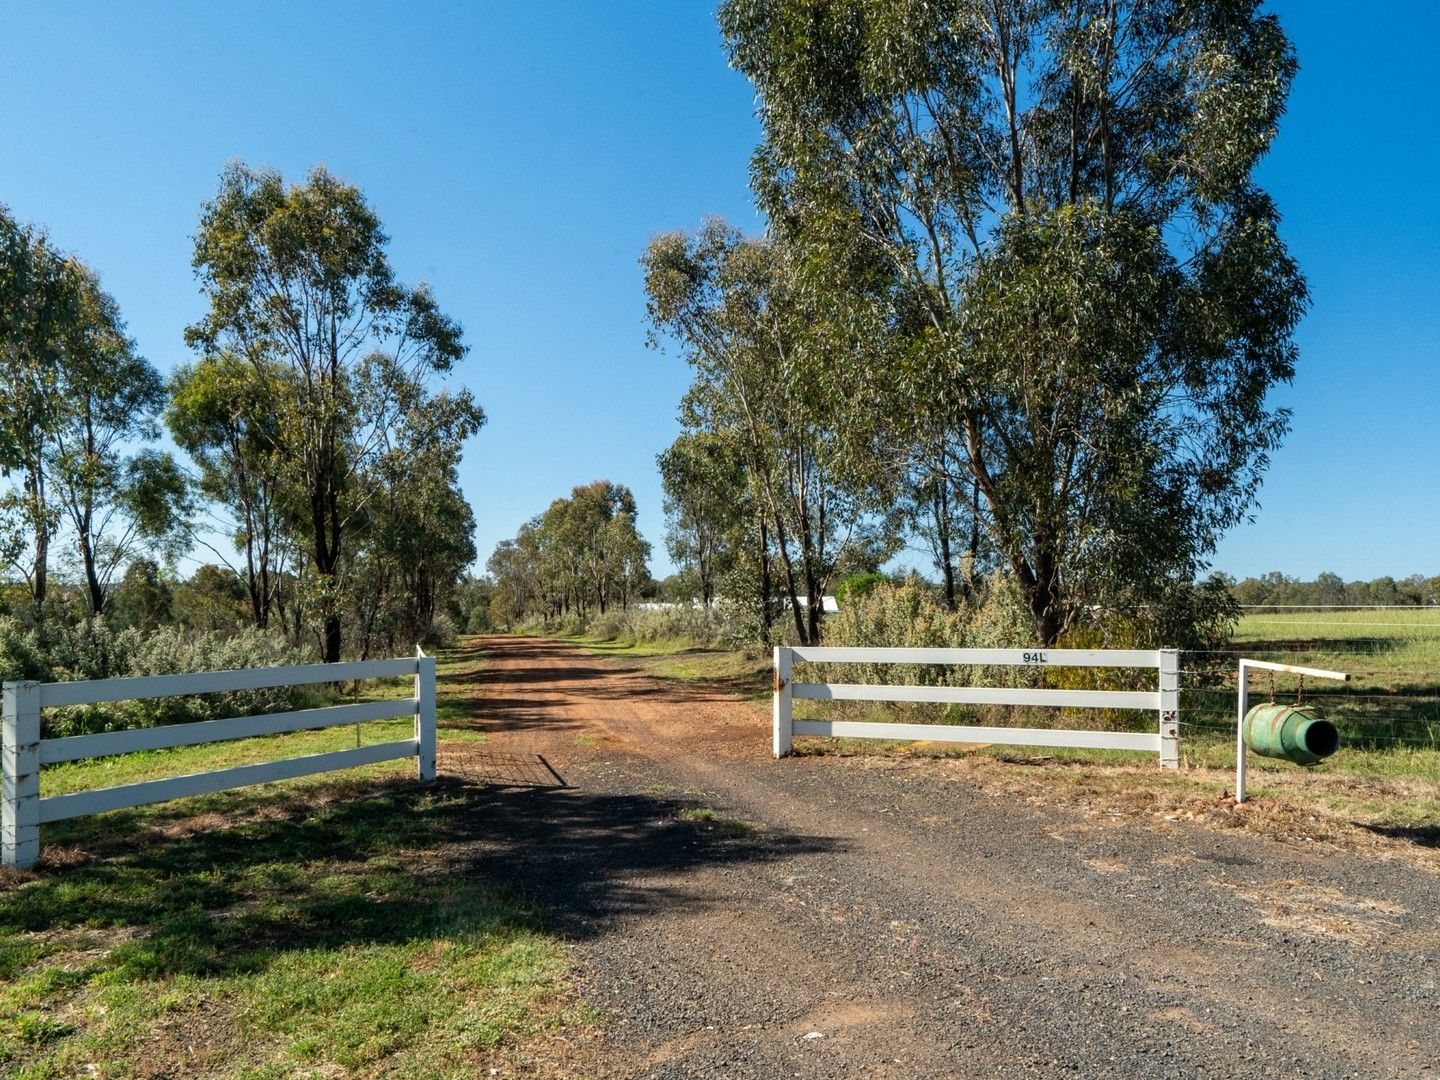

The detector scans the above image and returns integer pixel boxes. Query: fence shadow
[447,750,568,788]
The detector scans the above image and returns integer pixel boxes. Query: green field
[0,648,579,1079]
[1184,608,1440,751]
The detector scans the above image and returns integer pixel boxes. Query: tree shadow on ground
[0,772,842,982]
[1359,822,1440,849]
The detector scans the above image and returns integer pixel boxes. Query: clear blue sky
[1,2,1434,583]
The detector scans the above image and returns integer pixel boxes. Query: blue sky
[1,2,1434,583]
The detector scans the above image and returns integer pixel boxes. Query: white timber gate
[2,649,437,870]
[772,646,1179,766]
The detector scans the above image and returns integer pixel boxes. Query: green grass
[563,633,772,700]
[562,633,702,659]
[0,643,579,1078]
[1187,608,1440,751]
[675,806,758,836]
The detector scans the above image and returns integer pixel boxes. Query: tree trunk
[805,571,822,645]
[311,478,344,661]
[323,613,343,664]
[1018,548,1065,647]
[26,465,48,618]
[771,514,807,645]
[758,517,773,649]
[934,480,957,610]
[77,504,105,616]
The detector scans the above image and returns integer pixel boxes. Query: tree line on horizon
[485,481,651,630]
[0,162,481,670]
[1225,572,1440,609]
[645,0,1308,649]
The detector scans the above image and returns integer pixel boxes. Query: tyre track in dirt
[444,636,1440,1079]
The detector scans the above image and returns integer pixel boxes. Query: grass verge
[0,643,582,1079]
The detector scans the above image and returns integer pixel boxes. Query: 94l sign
[1021,651,1049,664]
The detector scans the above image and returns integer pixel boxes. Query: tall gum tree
[166,354,292,629]
[0,210,74,615]
[645,220,896,645]
[186,163,476,662]
[48,267,190,617]
[720,0,1307,645]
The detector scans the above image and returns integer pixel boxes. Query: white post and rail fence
[773,646,1180,767]
[2,649,437,870]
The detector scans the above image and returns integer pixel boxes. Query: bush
[0,619,314,739]
[821,577,964,687]
[833,572,888,604]
[424,612,460,649]
[565,604,747,650]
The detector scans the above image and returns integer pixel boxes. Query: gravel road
[444,636,1440,1079]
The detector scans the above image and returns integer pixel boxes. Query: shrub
[587,604,745,649]
[820,578,965,688]
[28,623,312,739]
[424,612,460,649]
[833,572,888,604]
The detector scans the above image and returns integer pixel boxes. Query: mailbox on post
[1234,659,1348,803]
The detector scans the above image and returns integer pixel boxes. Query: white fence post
[1158,648,1179,770]
[2,681,41,870]
[773,646,793,758]
[415,649,437,781]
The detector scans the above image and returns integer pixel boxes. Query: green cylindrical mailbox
[1242,702,1340,766]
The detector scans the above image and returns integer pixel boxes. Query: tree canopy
[486,482,652,629]
[185,163,483,660]
[700,0,1306,645]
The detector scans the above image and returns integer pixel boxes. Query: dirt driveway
[445,636,1439,1079]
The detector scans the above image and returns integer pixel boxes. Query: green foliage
[645,221,899,645]
[657,431,747,608]
[833,571,887,604]
[487,481,651,630]
[106,559,174,633]
[1230,571,1440,609]
[0,617,308,737]
[0,212,189,618]
[447,575,495,634]
[166,354,291,629]
[580,604,746,651]
[717,0,1307,645]
[172,564,252,633]
[186,162,482,661]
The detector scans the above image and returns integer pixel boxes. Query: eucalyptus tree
[349,389,481,657]
[720,0,1307,644]
[657,430,747,608]
[48,268,191,616]
[485,482,651,626]
[644,219,894,644]
[0,209,76,614]
[186,162,477,661]
[166,354,292,629]
[1,225,188,619]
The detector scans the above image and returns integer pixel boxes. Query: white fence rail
[773,646,1178,766]
[2,650,437,870]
